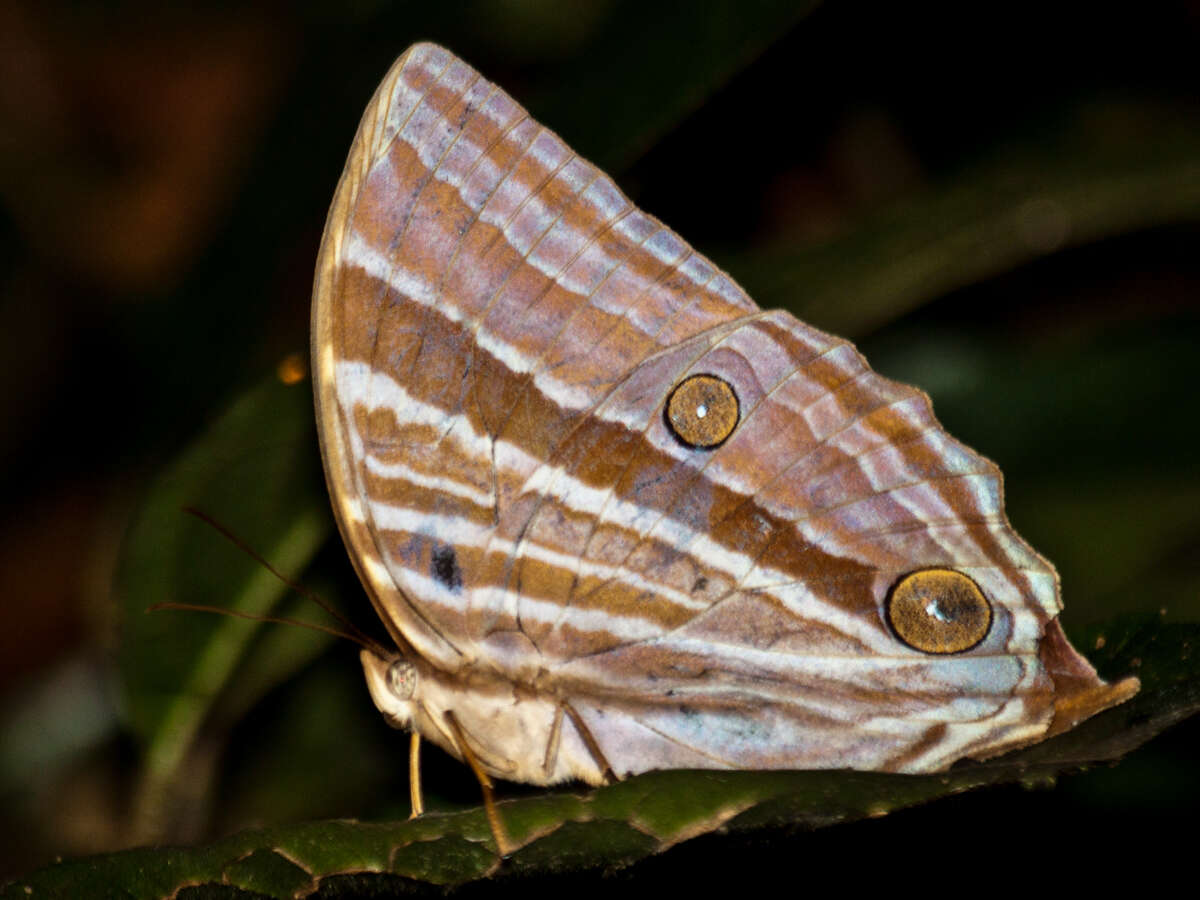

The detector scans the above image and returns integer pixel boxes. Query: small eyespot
[665,374,739,448]
[886,568,992,654]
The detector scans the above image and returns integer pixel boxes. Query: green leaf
[11,619,1194,898]
[113,371,333,839]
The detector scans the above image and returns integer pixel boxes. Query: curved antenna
[149,506,394,660]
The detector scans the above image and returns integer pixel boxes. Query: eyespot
[886,568,992,654]
[665,374,739,449]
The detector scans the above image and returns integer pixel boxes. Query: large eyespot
[886,568,992,654]
[665,374,739,449]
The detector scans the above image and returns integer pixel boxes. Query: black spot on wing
[432,542,463,592]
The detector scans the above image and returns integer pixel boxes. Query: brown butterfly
[311,42,1137,828]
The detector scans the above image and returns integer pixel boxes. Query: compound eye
[886,569,992,654]
[665,374,739,449]
[387,659,417,699]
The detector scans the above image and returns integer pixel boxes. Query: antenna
[147,506,392,660]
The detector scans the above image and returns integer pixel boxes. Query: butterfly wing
[313,43,1135,781]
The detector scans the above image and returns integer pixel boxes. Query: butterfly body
[313,43,1136,786]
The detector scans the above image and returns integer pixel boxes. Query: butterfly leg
[408,731,424,818]
[541,705,564,778]
[443,710,515,857]
[562,700,617,784]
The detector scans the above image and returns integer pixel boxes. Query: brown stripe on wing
[353,530,711,645]
[341,54,482,358]
[351,449,729,641]
[360,46,762,412]
[353,400,495,502]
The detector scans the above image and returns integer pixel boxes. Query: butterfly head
[361,649,418,730]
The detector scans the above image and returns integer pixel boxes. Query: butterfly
[310,42,1137,824]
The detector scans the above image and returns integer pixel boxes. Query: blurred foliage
[1,0,1199,890]
[114,374,333,843]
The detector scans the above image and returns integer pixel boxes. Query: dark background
[1,0,1198,887]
